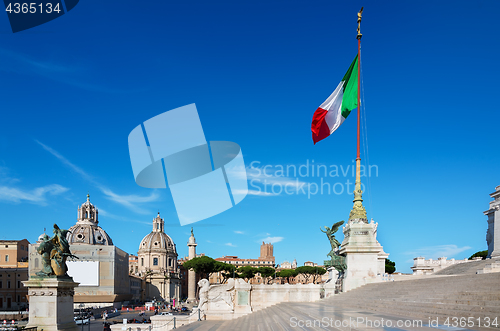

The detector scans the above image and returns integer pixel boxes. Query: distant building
[129,254,139,275]
[213,242,276,284]
[303,261,317,267]
[215,242,275,268]
[0,239,30,310]
[129,275,144,303]
[278,259,297,269]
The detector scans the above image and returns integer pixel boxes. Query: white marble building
[411,256,471,275]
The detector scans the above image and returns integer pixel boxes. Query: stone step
[330,292,500,302]
[433,259,494,275]
[331,301,500,321]
[336,299,500,314]
[477,263,500,274]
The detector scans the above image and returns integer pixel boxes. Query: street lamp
[79,303,85,331]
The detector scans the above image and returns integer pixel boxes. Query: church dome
[66,194,113,245]
[138,213,176,254]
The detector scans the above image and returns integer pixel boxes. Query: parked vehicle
[74,317,90,325]
[159,312,173,316]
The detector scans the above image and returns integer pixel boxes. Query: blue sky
[0,1,499,273]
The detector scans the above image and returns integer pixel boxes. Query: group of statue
[36,224,77,277]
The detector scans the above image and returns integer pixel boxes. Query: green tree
[237,266,258,281]
[310,267,326,283]
[257,267,275,284]
[182,256,218,279]
[295,266,317,283]
[276,269,298,283]
[469,250,488,260]
[385,259,396,274]
[215,261,237,283]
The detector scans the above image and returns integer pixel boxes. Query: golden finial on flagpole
[357,7,363,40]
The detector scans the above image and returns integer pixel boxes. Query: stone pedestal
[339,219,387,292]
[23,278,79,331]
[233,279,252,317]
[485,185,500,259]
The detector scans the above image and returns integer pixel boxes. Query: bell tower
[152,212,164,232]
[77,193,98,224]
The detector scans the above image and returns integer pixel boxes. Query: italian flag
[311,55,358,144]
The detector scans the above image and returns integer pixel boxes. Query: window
[7,281,10,289]
[17,281,20,288]
[0,281,2,288]
[5,255,8,262]
[17,295,20,303]
[153,258,158,266]
[141,258,144,267]
[34,258,39,268]
[168,259,172,267]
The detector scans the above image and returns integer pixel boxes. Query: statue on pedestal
[36,224,78,278]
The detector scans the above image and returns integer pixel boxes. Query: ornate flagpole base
[339,158,388,292]
[23,278,79,331]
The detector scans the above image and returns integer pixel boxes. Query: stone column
[485,185,500,259]
[187,228,197,302]
[23,278,79,331]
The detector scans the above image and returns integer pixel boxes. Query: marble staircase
[175,273,500,330]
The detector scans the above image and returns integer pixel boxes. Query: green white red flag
[311,55,358,144]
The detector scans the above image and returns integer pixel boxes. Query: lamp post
[79,303,85,331]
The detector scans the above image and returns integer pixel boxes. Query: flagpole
[349,7,367,223]
[356,7,362,162]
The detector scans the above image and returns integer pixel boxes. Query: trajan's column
[187,228,197,302]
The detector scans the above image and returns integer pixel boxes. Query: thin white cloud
[36,140,159,214]
[0,48,138,93]
[35,140,95,183]
[225,243,237,247]
[234,231,244,234]
[0,184,68,205]
[243,189,279,197]
[101,188,158,215]
[261,236,284,244]
[405,245,472,260]
[0,166,20,184]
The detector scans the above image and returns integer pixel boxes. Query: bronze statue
[36,224,77,278]
[320,221,344,253]
[321,221,347,273]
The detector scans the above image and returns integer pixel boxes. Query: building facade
[0,239,30,310]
